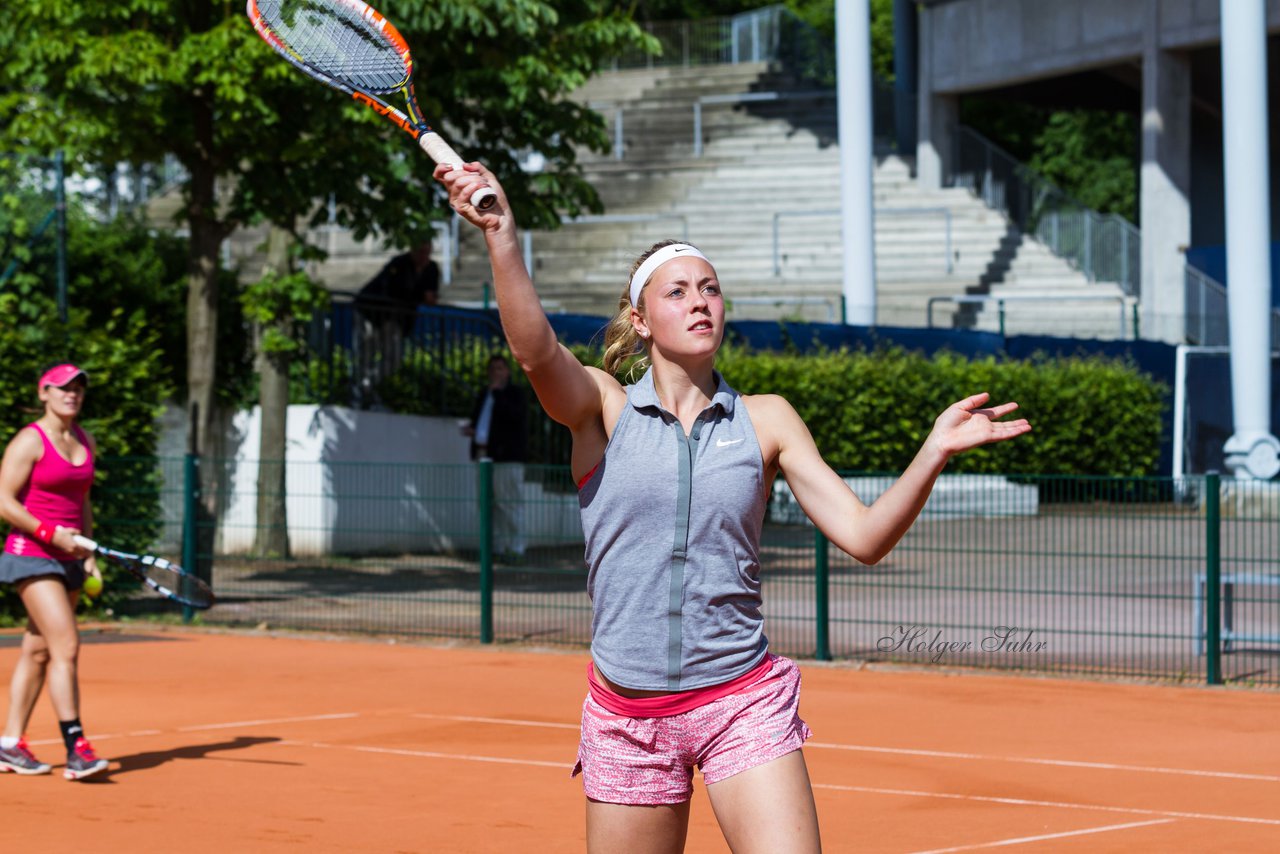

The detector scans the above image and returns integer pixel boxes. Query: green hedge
[309,335,1165,476]
[582,343,1165,477]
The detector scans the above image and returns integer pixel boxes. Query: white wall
[161,404,581,557]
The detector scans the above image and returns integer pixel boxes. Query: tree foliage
[0,0,653,459]
[1,1,644,232]
[0,205,175,623]
[960,99,1138,221]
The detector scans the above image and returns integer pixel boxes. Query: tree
[240,226,329,558]
[0,0,649,502]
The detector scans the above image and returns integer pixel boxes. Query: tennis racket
[73,535,216,610]
[247,0,497,210]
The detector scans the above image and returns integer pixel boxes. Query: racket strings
[139,556,215,609]
[258,0,408,92]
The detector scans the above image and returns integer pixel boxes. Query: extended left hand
[928,393,1031,458]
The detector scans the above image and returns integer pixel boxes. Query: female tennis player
[436,163,1030,852]
[0,364,110,781]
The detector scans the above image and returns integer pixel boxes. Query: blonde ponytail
[602,292,647,376]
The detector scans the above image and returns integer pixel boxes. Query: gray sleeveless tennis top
[578,369,769,691]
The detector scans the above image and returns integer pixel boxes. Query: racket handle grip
[419,132,498,210]
[73,534,98,551]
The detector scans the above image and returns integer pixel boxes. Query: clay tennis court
[3,626,1277,852]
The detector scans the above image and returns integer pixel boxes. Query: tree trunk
[184,100,227,579]
[254,226,292,558]
[186,91,225,516]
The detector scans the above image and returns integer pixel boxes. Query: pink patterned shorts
[571,654,813,805]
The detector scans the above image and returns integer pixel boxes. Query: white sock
[0,736,18,749]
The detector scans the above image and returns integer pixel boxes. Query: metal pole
[1204,471,1222,685]
[1121,226,1130,293]
[772,213,781,276]
[836,0,877,324]
[1083,213,1093,280]
[944,210,953,274]
[182,403,202,624]
[1220,0,1280,478]
[478,458,494,643]
[1173,345,1188,484]
[814,529,831,661]
[615,108,624,161]
[693,102,703,158]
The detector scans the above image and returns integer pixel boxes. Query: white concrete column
[1139,1,1192,344]
[837,0,876,324]
[914,7,956,191]
[1220,0,1280,479]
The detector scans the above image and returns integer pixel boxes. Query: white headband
[629,244,711,307]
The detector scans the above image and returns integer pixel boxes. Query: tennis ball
[83,575,103,598]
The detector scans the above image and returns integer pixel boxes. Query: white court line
[906,819,1176,854]
[30,729,161,746]
[177,712,360,732]
[404,712,1280,785]
[297,740,566,769]
[26,713,360,747]
[264,738,1280,828]
[814,783,1280,827]
[412,712,577,730]
[807,741,1280,784]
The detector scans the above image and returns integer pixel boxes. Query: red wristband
[34,522,56,545]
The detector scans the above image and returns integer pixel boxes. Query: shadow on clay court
[79,736,288,784]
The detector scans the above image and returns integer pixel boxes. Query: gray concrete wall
[919,0,1280,93]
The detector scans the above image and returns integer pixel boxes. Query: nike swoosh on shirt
[716,438,744,447]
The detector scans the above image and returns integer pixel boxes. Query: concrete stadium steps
[966,237,1136,339]
[141,61,1137,341]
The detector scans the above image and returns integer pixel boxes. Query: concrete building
[914,0,1280,344]
[911,0,1280,478]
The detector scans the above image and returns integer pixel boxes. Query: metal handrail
[772,207,953,276]
[588,101,626,161]
[927,293,1134,340]
[729,295,837,322]
[604,5,832,74]
[953,126,1140,297]
[1185,265,1228,346]
[693,90,835,157]
[1185,263,1280,347]
[521,213,690,281]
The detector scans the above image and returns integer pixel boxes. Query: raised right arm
[433,162,619,434]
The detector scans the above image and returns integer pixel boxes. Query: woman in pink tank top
[0,364,110,780]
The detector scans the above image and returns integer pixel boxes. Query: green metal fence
[92,458,1280,688]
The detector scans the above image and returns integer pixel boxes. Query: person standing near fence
[435,162,1030,853]
[463,354,528,561]
[0,364,110,781]
[352,239,441,408]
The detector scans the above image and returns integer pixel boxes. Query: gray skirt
[0,552,86,589]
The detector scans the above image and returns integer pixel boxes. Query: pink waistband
[587,655,774,718]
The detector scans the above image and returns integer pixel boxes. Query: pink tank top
[4,423,94,560]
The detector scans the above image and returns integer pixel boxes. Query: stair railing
[773,207,953,277]
[1185,263,1280,346]
[952,126,1140,297]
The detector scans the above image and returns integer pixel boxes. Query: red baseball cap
[38,364,89,389]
